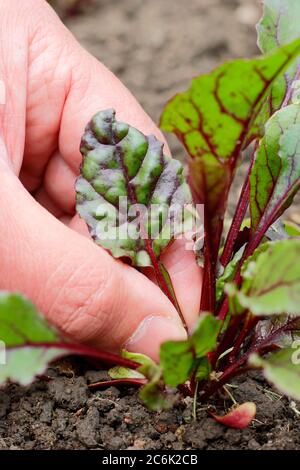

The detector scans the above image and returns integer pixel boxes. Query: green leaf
[191,313,221,358]
[76,109,192,267]
[284,221,300,237]
[0,347,68,386]
[160,341,194,388]
[250,105,300,237]
[108,366,145,380]
[139,382,174,412]
[195,357,211,382]
[235,239,300,315]
[0,292,132,386]
[159,313,220,387]
[250,348,300,400]
[216,246,244,302]
[160,39,300,256]
[257,0,300,114]
[0,292,58,345]
[0,293,70,386]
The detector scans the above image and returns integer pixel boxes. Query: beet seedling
[1,0,300,429]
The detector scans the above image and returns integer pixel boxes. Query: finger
[0,164,186,360]
[145,238,202,330]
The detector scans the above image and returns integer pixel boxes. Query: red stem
[8,341,140,369]
[88,378,147,390]
[144,238,188,331]
[201,317,298,402]
[220,143,257,268]
[200,209,221,313]
[227,315,259,365]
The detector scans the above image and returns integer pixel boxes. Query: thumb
[0,162,186,360]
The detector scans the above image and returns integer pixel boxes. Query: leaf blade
[233,239,300,316]
[249,104,300,239]
[76,109,192,267]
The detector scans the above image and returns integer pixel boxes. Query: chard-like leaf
[257,0,300,115]
[233,239,300,316]
[0,292,137,386]
[160,313,220,387]
[160,39,300,309]
[76,109,192,267]
[250,349,300,400]
[249,105,300,243]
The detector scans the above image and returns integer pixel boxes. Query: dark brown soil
[1,364,300,450]
[1,0,299,451]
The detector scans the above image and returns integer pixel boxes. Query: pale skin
[0,0,202,360]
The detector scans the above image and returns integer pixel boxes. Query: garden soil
[1,0,299,450]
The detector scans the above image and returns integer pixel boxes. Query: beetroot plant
[1,0,300,429]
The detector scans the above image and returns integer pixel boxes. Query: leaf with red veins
[76,109,192,268]
[210,402,256,429]
[249,104,300,248]
[0,292,138,386]
[161,40,300,311]
[257,0,300,115]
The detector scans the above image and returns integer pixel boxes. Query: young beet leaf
[160,39,300,311]
[76,109,192,267]
[75,109,193,325]
[250,349,300,400]
[228,239,300,316]
[257,0,300,113]
[248,105,300,253]
[4,0,300,429]
[0,292,138,386]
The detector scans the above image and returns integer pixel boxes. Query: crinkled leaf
[250,349,300,400]
[76,109,192,267]
[160,39,300,261]
[235,239,300,316]
[250,105,300,238]
[257,0,300,118]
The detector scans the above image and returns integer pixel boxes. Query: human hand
[0,0,202,360]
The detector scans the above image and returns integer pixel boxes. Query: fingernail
[125,316,187,362]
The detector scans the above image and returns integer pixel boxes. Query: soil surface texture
[1,0,299,450]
